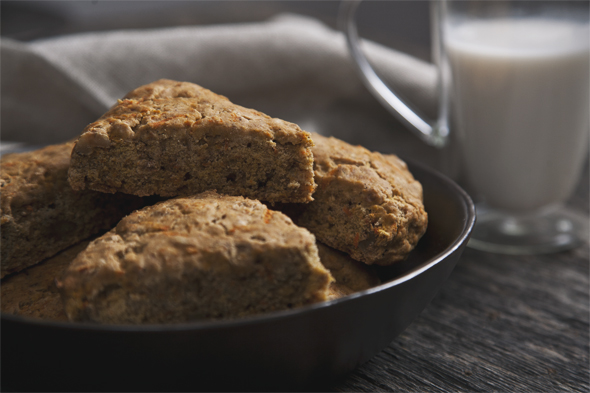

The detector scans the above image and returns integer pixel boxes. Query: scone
[68,79,316,203]
[1,241,90,321]
[282,133,427,266]
[0,142,148,278]
[57,192,332,324]
[317,243,381,300]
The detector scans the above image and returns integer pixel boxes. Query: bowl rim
[1,160,476,333]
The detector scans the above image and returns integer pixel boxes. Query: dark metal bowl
[1,161,475,392]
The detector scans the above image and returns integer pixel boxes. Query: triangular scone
[68,79,316,203]
[1,142,147,278]
[280,133,428,266]
[57,192,333,324]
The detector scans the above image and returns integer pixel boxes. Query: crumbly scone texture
[68,79,316,203]
[1,241,91,321]
[0,142,147,278]
[282,133,428,266]
[317,243,380,300]
[57,192,332,324]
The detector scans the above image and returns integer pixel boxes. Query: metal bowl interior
[1,160,475,392]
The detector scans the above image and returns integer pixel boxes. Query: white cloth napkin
[2,14,437,150]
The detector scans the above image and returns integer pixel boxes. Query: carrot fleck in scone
[57,192,332,324]
[0,142,148,278]
[282,133,428,266]
[68,79,316,203]
[1,241,91,321]
[316,243,380,300]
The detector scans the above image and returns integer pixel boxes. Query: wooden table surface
[332,166,589,392]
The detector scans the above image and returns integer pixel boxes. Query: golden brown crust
[0,143,147,278]
[283,133,428,266]
[68,79,316,203]
[1,241,91,321]
[57,192,332,324]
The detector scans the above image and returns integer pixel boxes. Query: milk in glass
[445,18,589,212]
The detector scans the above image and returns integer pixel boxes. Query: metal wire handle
[338,0,449,147]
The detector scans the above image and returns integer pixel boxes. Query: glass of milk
[340,0,589,254]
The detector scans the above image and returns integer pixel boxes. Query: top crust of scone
[72,79,313,155]
[68,80,316,203]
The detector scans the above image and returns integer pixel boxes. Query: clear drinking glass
[341,0,589,254]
